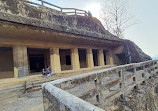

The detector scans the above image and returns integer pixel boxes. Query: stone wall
[43,85,104,111]
[42,60,158,111]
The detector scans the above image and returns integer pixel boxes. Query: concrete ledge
[43,83,104,111]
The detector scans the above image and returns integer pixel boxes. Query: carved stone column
[86,49,94,68]
[71,48,80,70]
[98,49,105,66]
[50,48,61,73]
[13,46,29,78]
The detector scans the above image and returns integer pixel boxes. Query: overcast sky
[33,0,158,57]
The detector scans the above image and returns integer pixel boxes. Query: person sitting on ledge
[46,66,51,77]
[42,68,47,77]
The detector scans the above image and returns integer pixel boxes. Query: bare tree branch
[100,0,136,38]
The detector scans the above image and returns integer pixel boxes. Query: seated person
[46,66,51,77]
[42,68,46,77]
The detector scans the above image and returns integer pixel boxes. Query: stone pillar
[50,48,61,73]
[86,49,94,68]
[71,48,80,70]
[133,67,138,87]
[98,49,105,66]
[13,46,29,78]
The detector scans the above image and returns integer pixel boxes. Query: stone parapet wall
[26,65,113,92]
[43,84,104,111]
[42,60,158,111]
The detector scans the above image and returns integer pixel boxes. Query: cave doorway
[60,49,72,71]
[103,50,107,65]
[28,48,50,74]
[92,49,99,66]
[0,47,14,79]
[78,49,87,68]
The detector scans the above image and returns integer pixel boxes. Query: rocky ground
[114,75,158,111]
[1,91,44,111]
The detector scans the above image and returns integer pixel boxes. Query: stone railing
[23,0,88,16]
[42,60,158,111]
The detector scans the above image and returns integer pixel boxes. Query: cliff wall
[122,40,152,64]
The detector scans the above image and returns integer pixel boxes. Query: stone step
[25,78,56,92]
[27,86,42,93]
[26,82,44,91]
[26,78,55,88]
[0,82,25,91]
[0,85,25,93]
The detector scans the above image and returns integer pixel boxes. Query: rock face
[0,0,121,42]
[119,40,152,64]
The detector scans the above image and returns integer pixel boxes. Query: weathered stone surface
[114,77,158,111]
[13,45,29,77]
[43,84,104,111]
[0,0,121,42]
[119,40,152,64]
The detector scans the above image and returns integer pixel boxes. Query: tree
[100,0,135,38]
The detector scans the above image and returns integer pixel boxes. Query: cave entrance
[103,50,107,65]
[0,47,14,79]
[28,48,50,74]
[60,49,72,71]
[78,49,87,68]
[92,49,99,66]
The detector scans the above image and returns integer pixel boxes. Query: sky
[32,0,158,57]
